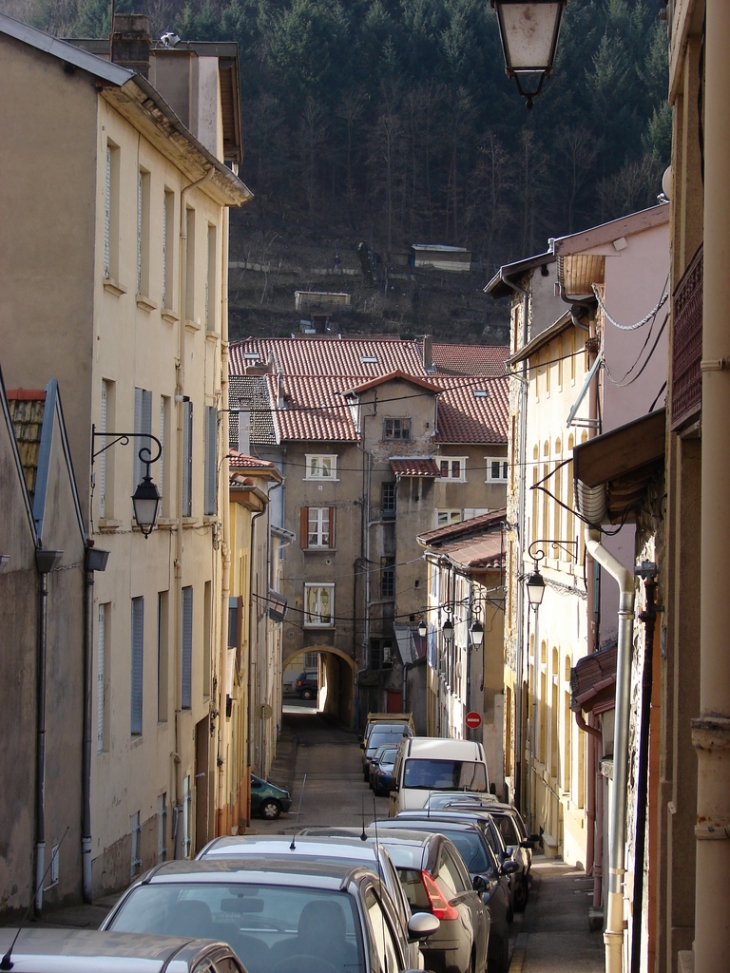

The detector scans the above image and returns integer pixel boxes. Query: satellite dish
[661,166,672,202]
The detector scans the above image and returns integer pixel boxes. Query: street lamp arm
[92,428,163,469]
[527,538,578,564]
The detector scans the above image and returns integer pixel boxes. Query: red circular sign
[465,711,482,729]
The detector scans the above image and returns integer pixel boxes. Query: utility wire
[591,276,668,331]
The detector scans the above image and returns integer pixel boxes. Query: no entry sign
[465,711,482,729]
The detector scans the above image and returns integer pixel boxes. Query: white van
[389,736,490,816]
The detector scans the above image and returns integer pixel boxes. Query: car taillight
[421,871,458,921]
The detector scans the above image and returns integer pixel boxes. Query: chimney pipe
[111,14,152,78]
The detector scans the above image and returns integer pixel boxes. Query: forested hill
[8,0,669,290]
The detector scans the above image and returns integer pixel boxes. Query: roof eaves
[553,203,669,257]
[484,251,555,298]
[506,311,573,367]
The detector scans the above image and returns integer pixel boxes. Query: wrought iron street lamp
[442,614,454,645]
[526,566,546,609]
[91,427,163,538]
[492,0,567,108]
[470,611,485,648]
[418,618,428,639]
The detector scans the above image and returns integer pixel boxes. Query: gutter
[578,482,634,973]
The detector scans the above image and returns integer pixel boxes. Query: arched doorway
[282,646,358,725]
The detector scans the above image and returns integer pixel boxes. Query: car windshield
[403,759,487,791]
[108,882,363,973]
[367,727,409,753]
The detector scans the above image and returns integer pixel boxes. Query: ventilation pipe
[577,481,634,973]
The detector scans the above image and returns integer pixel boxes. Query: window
[185,207,196,323]
[302,507,334,548]
[436,510,461,528]
[137,169,150,297]
[438,457,466,481]
[96,603,109,752]
[383,417,411,440]
[463,508,490,520]
[182,400,193,516]
[486,457,508,482]
[162,190,174,310]
[104,142,120,281]
[304,584,334,627]
[206,224,217,331]
[381,481,396,517]
[157,794,167,862]
[204,405,217,516]
[131,597,144,736]
[157,591,168,723]
[366,889,402,973]
[130,811,141,875]
[133,388,152,490]
[381,556,395,598]
[181,586,193,709]
[203,581,212,698]
[305,454,337,479]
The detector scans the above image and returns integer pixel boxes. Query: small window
[304,584,334,627]
[303,507,333,548]
[382,482,396,517]
[486,457,508,482]
[381,557,395,598]
[436,510,461,528]
[305,454,337,479]
[437,457,466,481]
[383,418,411,440]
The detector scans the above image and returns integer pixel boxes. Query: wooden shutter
[181,586,193,709]
[131,597,144,735]
[301,507,308,548]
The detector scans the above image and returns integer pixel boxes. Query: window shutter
[99,382,107,519]
[161,195,167,307]
[204,406,217,516]
[329,507,336,548]
[158,397,165,500]
[182,401,193,517]
[300,507,308,548]
[96,605,105,751]
[181,586,193,709]
[137,171,142,294]
[104,148,111,276]
[131,597,144,735]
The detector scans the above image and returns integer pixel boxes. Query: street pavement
[10,704,606,973]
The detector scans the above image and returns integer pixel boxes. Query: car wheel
[488,934,509,973]
[513,878,529,912]
[259,798,281,820]
[300,688,314,700]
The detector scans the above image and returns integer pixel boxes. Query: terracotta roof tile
[229,336,428,377]
[267,374,358,442]
[431,376,508,444]
[419,508,507,545]
[228,451,277,470]
[432,344,509,376]
[390,458,441,477]
[7,393,46,499]
[571,642,617,714]
[438,533,506,571]
[345,370,441,395]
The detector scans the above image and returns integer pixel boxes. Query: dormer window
[383,418,411,441]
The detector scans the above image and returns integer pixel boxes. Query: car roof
[0,928,236,972]
[198,834,386,863]
[135,857,373,890]
[375,817,485,835]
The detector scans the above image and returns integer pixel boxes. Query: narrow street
[258,710,605,973]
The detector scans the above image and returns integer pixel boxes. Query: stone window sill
[103,277,126,297]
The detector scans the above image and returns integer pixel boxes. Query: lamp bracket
[92,426,163,476]
[513,72,546,110]
[528,538,578,565]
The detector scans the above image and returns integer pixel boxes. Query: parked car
[195,834,424,970]
[424,797,537,910]
[101,859,437,973]
[370,745,399,795]
[396,809,519,917]
[249,773,291,820]
[363,723,413,782]
[296,671,318,699]
[300,826,490,973]
[362,713,415,750]
[0,927,247,973]
[373,817,516,973]
[389,737,490,814]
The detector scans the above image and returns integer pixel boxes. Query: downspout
[579,482,634,973]
[81,551,94,901]
[250,503,267,774]
[174,166,215,857]
[501,276,529,817]
[34,568,49,914]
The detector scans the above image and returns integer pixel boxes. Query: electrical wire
[604,312,668,388]
[591,276,668,331]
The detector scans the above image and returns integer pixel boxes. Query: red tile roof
[344,371,441,395]
[443,534,505,571]
[230,336,428,377]
[266,374,358,442]
[432,376,508,444]
[418,508,507,546]
[228,451,277,470]
[432,344,509,376]
[390,458,441,477]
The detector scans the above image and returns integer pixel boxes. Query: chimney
[237,399,251,456]
[111,14,152,78]
[422,334,433,370]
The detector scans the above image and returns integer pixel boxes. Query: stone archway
[283,646,357,724]
[283,645,358,672]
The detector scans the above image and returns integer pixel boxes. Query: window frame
[304,583,335,628]
[485,456,508,483]
[436,510,462,528]
[437,456,467,482]
[302,506,335,548]
[304,454,338,480]
[382,417,411,441]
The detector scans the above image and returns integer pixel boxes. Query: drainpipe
[81,557,93,901]
[579,483,634,973]
[695,4,730,971]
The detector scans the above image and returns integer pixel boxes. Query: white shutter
[159,397,165,501]
[182,401,193,517]
[181,587,193,708]
[96,605,105,752]
[99,382,107,519]
[133,389,153,487]
[104,148,111,277]
[131,597,144,735]
[161,195,167,307]
[137,171,142,294]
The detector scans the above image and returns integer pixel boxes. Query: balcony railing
[671,244,703,430]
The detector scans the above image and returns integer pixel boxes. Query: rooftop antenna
[360,794,368,841]
[289,773,307,850]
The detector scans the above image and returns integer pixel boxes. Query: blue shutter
[131,597,144,735]
[204,406,217,516]
[181,586,193,709]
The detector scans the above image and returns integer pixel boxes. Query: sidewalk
[509,858,604,972]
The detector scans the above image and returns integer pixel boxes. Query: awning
[394,624,427,665]
[571,642,617,715]
[390,458,441,477]
[268,590,287,622]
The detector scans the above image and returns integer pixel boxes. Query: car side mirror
[501,860,520,876]
[520,839,535,850]
[360,742,365,749]
[529,833,540,844]
[472,873,489,893]
[407,912,440,941]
